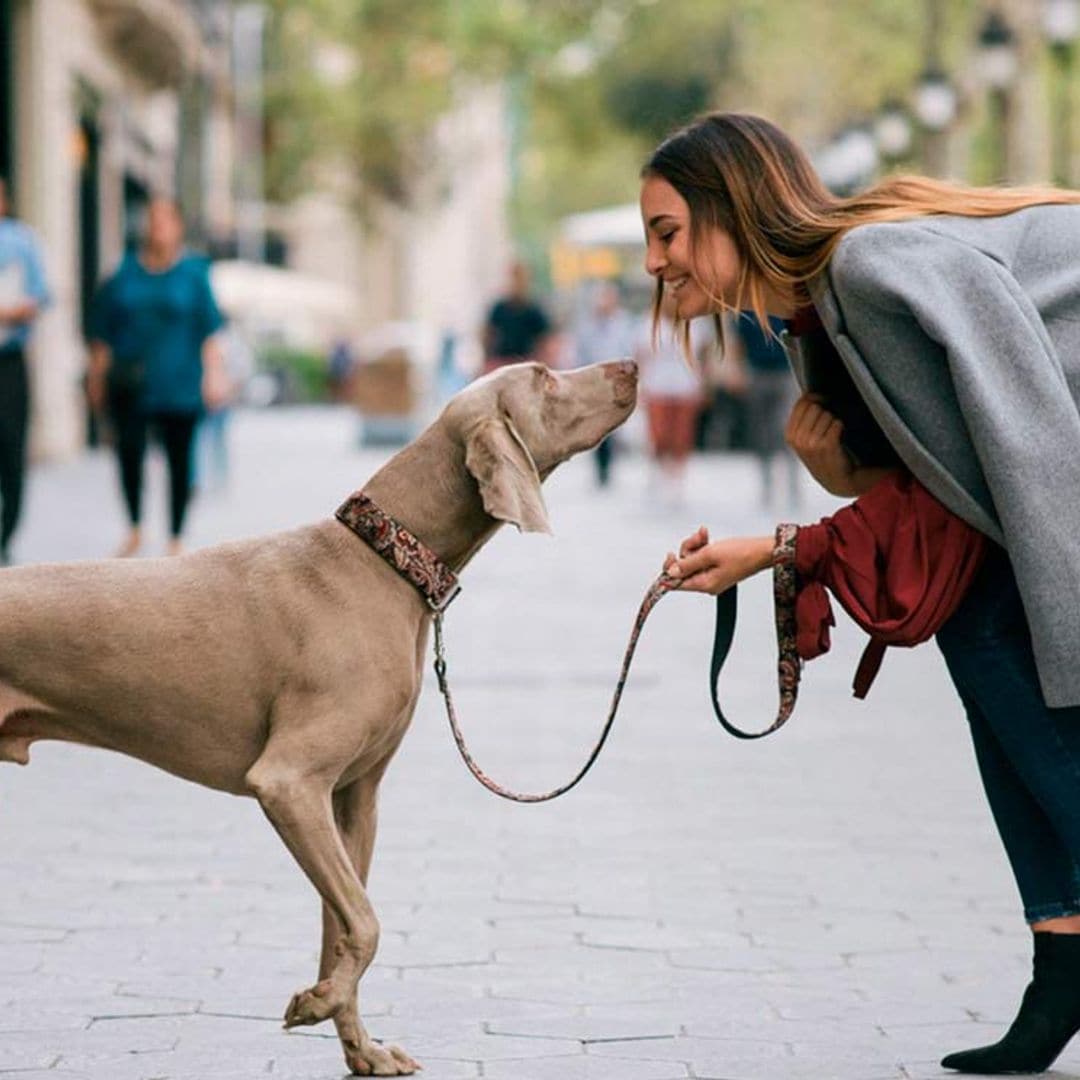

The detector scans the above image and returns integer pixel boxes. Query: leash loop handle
[706,523,801,739]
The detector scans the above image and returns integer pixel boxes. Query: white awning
[210,260,357,343]
[559,203,644,249]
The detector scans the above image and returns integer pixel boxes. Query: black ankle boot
[941,933,1080,1074]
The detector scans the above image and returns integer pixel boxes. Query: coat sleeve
[828,224,1080,704]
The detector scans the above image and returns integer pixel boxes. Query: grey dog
[0,359,638,1075]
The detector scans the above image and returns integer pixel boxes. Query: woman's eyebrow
[647,214,677,229]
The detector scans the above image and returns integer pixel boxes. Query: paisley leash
[337,492,802,804]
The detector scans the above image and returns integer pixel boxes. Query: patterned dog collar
[336,492,461,612]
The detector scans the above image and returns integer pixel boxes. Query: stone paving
[2,406,1079,1080]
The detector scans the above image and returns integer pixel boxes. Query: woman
[635,288,706,504]
[642,112,1080,1074]
[88,198,227,556]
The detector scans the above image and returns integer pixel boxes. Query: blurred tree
[264,0,986,242]
[263,0,606,211]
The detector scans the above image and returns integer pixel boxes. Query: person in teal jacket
[88,198,228,556]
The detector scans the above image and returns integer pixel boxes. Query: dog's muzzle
[605,359,638,407]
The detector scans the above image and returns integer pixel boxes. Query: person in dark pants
[0,177,51,566]
[723,311,800,509]
[642,112,1080,1074]
[481,261,553,375]
[87,197,227,557]
[573,282,636,486]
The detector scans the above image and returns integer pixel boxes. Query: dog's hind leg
[318,774,418,1076]
[0,701,87,765]
[0,710,33,764]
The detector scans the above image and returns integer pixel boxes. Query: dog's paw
[345,1040,421,1076]
[282,979,342,1028]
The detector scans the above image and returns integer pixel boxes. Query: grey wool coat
[796,204,1080,708]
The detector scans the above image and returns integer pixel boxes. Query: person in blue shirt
[0,176,51,565]
[88,197,228,557]
[723,311,801,509]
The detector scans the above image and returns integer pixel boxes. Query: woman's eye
[660,231,676,243]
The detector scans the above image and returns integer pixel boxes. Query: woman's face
[145,199,184,255]
[640,174,742,319]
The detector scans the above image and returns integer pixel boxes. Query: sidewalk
[2,406,1077,1080]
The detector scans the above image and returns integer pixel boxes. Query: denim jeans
[937,547,1080,923]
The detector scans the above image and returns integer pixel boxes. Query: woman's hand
[202,366,231,411]
[0,301,36,326]
[201,337,231,411]
[663,526,774,595]
[785,393,860,496]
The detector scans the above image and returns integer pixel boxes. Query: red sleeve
[792,471,987,697]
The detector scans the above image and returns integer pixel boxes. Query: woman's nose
[644,247,665,277]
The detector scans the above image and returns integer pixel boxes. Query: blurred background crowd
[1,0,1078,552]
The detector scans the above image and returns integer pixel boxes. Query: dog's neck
[360,424,498,572]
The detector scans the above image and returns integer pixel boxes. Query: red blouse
[793,470,987,697]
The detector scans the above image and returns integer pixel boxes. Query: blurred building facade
[284,83,514,371]
[0,0,236,459]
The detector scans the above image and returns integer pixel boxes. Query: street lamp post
[874,98,915,167]
[233,2,267,264]
[1043,0,1080,185]
[913,65,958,176]
[976,9,1019,184]
[816,124,879,194]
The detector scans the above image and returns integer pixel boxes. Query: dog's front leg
[320,775,419,1076]
[245,754,380,1026]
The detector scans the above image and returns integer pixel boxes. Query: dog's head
[447,360,637,534]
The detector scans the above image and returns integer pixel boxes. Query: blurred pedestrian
[435,329,470,405]
[573,281,636,486]
[644,112,1080,1076]
[0,176,51,566]
[193,321,254,494]
[481,261,553,375]
[724,311,800,509]
[635,289,705,506]
[87,197,227,557]
[328,336,355,402]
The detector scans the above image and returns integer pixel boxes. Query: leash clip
[427,583,461,614]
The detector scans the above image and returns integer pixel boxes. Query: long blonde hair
[643,112,1080,333]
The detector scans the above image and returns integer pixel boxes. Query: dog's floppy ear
[464,417,551,534]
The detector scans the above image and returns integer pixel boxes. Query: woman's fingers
[677,569,712,591]
[668,542,719,580]
[679,525,709,558]
[665,526,709,573]
[808,407,836,439]
[678,566,735,594]
[788,399,844,455]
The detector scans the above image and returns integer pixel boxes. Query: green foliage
[263,0,605,210]
[259,343,329,403]
[264,0,1016,245]
[604,73,712,144]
